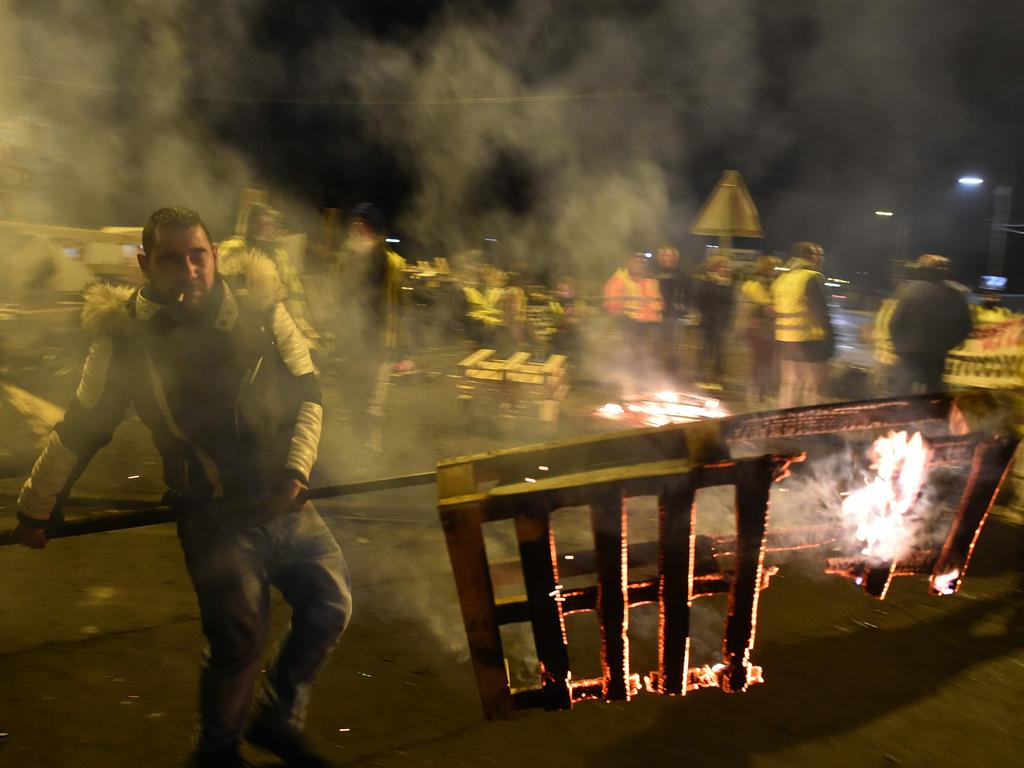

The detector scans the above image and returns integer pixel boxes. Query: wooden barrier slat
[439,502,512,718]
[722,456,774,693]
[590,490,630,700]
[514,502,572,710]
[657,482,696,695]
[930,435,1019,594]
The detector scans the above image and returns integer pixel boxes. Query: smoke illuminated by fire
[596,391,728,428]
[841,431,931,561]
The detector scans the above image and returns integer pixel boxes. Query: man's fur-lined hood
[80,254,286,336]
[219,250,287,311]
[81,283,134,337]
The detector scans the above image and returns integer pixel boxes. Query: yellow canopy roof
[690,170,764,238]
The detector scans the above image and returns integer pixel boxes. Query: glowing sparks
[842,431,930,560]
[595,391,728,428]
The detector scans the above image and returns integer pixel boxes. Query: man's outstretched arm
[16,316,133,547]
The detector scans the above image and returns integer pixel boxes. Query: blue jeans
[177,504,352,752]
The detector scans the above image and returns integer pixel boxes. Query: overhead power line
[18,75,683,106]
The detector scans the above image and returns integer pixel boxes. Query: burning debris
[438,393,1019,718]
[596,390,728,428]
[826,430,1018,599]
[841,430,931,561]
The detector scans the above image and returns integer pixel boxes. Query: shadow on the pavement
[588,576,1023,768]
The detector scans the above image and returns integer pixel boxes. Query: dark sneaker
[245,719,332,768]
[189,742,250,767]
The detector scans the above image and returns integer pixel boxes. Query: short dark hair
[349,202,386,235]
[142,207,213,255]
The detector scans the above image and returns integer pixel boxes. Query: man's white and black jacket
[18,256,322,528]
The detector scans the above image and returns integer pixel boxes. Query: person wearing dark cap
[889,254,972,393]
[333,203,407,455]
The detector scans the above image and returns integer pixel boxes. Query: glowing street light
[874,210,894,217]
[957,173,1012,275]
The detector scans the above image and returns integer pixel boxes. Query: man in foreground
[14,207,351,767]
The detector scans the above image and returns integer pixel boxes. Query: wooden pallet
[436,392,1019,718]
[457,349,568,422]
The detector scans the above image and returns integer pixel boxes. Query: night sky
[13,0,1024,288]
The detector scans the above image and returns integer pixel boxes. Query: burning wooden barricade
[437,392,1019,718]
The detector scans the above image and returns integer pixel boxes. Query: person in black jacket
[14,208,349,768]
[693,253,735,390]
[652,245,686,377]
[889,254,972,393]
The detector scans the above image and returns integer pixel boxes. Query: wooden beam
[721,456,774,693]
[656,481,696,695]
[590,489,630,700]
[514,500,572,711]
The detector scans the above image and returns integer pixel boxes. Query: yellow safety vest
[872,297,898,366]
[772,267,826,343]
[382,248,405,349]
[971,304,1013,326]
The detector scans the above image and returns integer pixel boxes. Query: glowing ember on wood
[930,567,960,596]
[841,431,930,561]
[596,391,728,427]
[438,393,1018,718]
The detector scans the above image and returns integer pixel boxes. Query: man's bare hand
[15,522,48,549]
[270,476,307,516]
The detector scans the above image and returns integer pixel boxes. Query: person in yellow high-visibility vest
[220,203,312,336]
[738,256,781,403]
[869,296,899,395]
[332,203,406,456]
[771,241,835,407]
[971,291,1013,326]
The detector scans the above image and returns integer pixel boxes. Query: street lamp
[872,210,907,290]
[958,175,1013,276]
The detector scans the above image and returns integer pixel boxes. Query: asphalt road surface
[1,314,1022,767]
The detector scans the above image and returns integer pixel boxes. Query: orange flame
[842,431,931,560]
[596,391,728,428]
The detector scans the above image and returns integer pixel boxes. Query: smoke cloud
[5,0,1020,665]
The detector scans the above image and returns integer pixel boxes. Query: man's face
[253,212,277,242]
[138,224,218,312]
[627,255,646,278]
[656,248,678,269]
[345,219,383,256]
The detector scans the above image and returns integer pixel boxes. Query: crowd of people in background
[602,238,993,410]
[222,199,1009,442]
